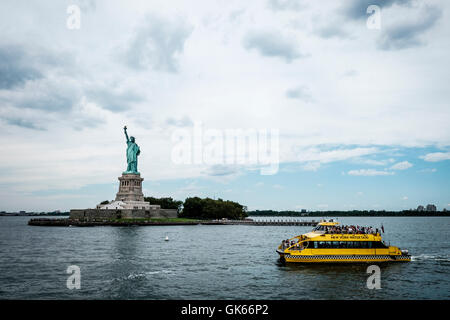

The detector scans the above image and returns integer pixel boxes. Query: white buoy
[165,235,169,241]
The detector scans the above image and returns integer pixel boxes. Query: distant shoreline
[1,211,450,218]
[248,210,450,217]
[0,213,70,217]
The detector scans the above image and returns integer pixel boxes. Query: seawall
[69,208,178,220]
[28,218,318,227]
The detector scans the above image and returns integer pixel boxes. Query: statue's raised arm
[124,126,130,142]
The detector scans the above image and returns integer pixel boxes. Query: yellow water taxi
[277,220,411,263]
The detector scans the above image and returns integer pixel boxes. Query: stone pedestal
[115,173,145,202]
[69,172,178,221]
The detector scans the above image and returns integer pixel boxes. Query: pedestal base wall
[70,208,178,220]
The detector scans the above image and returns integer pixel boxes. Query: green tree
[180,197,247,220]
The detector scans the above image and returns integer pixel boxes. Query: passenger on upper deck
[321,224,379,235]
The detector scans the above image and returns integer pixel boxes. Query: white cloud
[362,158,395,166]
[347,169,394,176]
[418,168,437,173]
[402,196,408,200]
[302,162,321,171]
[297,147,379,164]
[420,152,450,162]
[390,161,413,170]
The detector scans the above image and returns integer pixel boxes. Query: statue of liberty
[123,126,140,174]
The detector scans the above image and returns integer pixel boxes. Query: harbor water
[0,216,449,299]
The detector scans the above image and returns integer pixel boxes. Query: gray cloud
[342,0,411,20]
[0,103,47,131]
[2,117,45,131]
[377,6,441,50]
[203,165,239,177]
[17,90,79,112]
[0,41,76,90]
[312,0,411,40]
[313,24,350,39]
[286,86,312,102]
[0,46,42,89]
[125,14,193,72]
[0,40,83,116]
[243,30,305,63]
[86,89,143,112]
[0,38,139,133]
[166,115,193,127]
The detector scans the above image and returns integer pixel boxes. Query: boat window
[317,241,325,248]
[372,241,387,248]
[351,241,373,248]
[310,241,386,249]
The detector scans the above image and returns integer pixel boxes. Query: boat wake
[411,254,450,262]
[124,270,176,280]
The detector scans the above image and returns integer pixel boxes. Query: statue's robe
[126,141,140,172]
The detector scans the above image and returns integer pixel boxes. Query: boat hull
[279,252,411,263]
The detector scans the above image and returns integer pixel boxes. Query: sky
[0,0,449,212]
